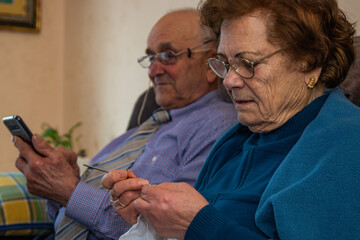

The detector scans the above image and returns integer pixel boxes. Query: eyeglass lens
[208,58,254,79]
[138,52,177,68]
[157,52,177,64]
[138,39,213,68]
[208,59,228,78]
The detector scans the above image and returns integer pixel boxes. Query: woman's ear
[304,67,322,87]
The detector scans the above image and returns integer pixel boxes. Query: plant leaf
[67,122,82,136]
[40,121,84,153]
[60,140,72,149]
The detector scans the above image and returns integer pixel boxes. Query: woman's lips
[234,99,255,107]
[236,100,253,103]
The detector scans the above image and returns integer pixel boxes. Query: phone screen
[2,115,34,146]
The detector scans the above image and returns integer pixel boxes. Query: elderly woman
[102,0,360,239]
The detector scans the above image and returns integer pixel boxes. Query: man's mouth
[156,82,169,86]
[154,76,173,86]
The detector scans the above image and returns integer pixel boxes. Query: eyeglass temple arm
[175,39,214,58]
[252,48,284,65]
[187,48,213,58]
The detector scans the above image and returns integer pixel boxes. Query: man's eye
[160,52,175,61]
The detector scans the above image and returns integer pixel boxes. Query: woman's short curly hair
[198,0,356,88]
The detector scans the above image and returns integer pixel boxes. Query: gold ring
[110,199,126,208]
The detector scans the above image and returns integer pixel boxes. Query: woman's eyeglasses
[137,39,213,68]
[207,48,284,79]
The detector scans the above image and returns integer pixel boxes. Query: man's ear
[204,48,218,85]
[206,66,217,84]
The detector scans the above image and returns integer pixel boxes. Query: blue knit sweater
[186,89,360,240]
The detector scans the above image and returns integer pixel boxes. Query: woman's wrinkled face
[218,13,310,132]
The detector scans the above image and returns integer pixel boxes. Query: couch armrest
[0,172,53,237]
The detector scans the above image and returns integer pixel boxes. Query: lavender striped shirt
[48,89,237,240]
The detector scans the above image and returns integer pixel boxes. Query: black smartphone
[2,115,34,147]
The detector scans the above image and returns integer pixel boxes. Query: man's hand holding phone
[13,134,80,206]
[3,115,81,206]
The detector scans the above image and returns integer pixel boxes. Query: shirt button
[152,156,157,162]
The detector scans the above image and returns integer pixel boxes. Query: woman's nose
[223,68,246,89]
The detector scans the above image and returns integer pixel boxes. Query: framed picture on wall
[0,0,40,33]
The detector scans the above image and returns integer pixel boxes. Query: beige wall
[339,0,360,32]
[0,0,359,172]
[0,1,65,171]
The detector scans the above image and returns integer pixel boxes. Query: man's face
[145,12,213,109]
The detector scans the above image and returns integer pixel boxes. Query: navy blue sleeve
[185,205,269,240]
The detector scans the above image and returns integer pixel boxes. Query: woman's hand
[102,170,149,225]
[134,182,209,239]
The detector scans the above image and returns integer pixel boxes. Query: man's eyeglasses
[137,39,213,68]
[207,48,284,79]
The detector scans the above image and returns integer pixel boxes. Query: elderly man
[12,8,237,240]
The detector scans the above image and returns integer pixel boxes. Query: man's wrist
[59,177,80,206]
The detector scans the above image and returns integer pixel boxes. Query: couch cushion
[0,172,53,237]
[340,36,360,107]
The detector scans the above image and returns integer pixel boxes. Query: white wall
[0,0,359,172]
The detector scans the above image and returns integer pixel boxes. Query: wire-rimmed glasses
[137,39,213,68]
[207,48,284,79]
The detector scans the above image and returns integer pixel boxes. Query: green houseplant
[40,121,86,157]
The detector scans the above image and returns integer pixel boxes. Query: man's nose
[148,59,166,78]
